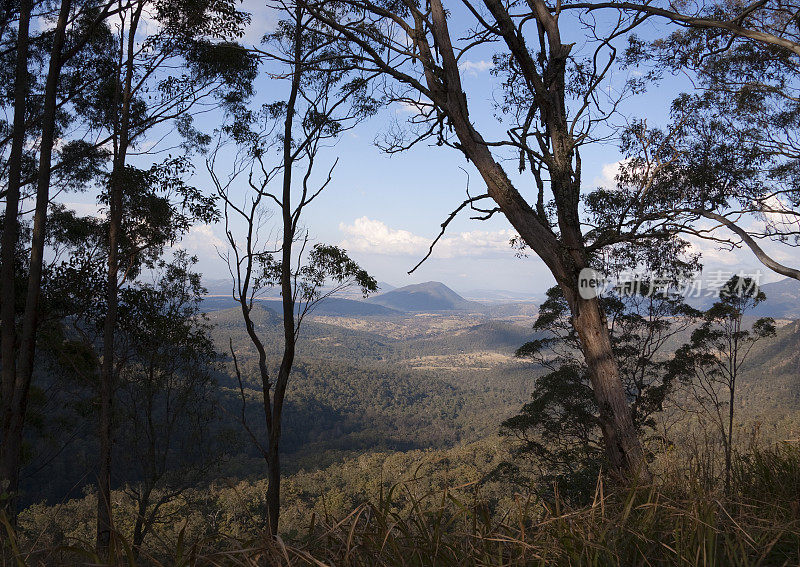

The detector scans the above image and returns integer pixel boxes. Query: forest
[2,0,800,564]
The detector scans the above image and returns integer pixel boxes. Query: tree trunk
[725,374,735,495]
[570,291,647,476]
[96,142,124,556]
[421,0,648,478]
[0,0,32,520]
[263,6,302,536]
[0,0,70,522]
[97,5,141,552]
[266,444,281,535]
[132,487,151,556]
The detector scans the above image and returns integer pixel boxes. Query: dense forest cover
[2,0,800,564]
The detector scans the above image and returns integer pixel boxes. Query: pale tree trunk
[569,290,647,474]
[420,0,647,477]
[0,0,71,522]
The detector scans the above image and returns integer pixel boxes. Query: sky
[62,1,798,297]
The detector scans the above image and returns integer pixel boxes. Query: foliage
[667,276,777,492]
[11,440,800,566]
[114,251,224,551]
[502,283,699,503]
[613,4,800,277]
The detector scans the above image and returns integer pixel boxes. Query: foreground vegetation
[5,437,798,566]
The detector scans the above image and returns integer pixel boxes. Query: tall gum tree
[0,0,141,526]
[91,0,256,551]
[210,1,379,533]
[300,0,673,477]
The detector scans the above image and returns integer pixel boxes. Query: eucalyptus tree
[85,0,256,550]
[22,173,218,552]
[667,276,776,494]
[114,251,221,555]
[565,0,800,282]
[209,1,378,534]
[0,0,120,524]
[504,277,699,502]
[296,0,710,477]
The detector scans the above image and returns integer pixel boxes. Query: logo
[578,267,606,299]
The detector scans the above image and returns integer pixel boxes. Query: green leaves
[251,243,377,309]
[505,282,697,503]
[302,244,377,299]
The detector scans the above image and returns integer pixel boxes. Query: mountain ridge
[368,281,484,312]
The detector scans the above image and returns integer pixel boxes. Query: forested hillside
[19,304,542,507]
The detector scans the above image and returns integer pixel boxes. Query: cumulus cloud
[239,0,278,45]
[176,224,226,256]
[687,212,800,271]
[459,60,493,77]
[396,98,434,114]
[339,216,517,259]
[339,217,428,255]
[760,195,798,230]
[685,235,741,267]
[593,160,627,190]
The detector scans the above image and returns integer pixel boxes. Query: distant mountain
[686,277,800,319]
[459,288,542,303]
[201,295,400,317]
[753,278,800,319]
[327,280,398,300]
[202,279,397,301]
[368,281,483,312]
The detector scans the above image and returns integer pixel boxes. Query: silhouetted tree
[668,276,776,494]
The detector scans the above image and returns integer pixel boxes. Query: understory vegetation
[9,438,800,566]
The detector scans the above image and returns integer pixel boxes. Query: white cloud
[459,60,493,77]
[761,195,799,230]
[593,160,627,190]
[685,235,741,267]
[339,216,518,259]
[240,0,279,46]
[340,217,428,255]
[176,224,226,256]
[396,98,434,114]
[688,213,800,273]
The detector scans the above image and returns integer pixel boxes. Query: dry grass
[5,444,800,566]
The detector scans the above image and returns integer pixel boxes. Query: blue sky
[62,1,797,296]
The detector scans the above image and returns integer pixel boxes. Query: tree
[86,0,256,550]
[502,279,699,502]
[667,275,776,494]
[298,0,707,477]
[210,1,378,534]
[114,251,221,555]
[0,0,118,523]
[569,0,800,282]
